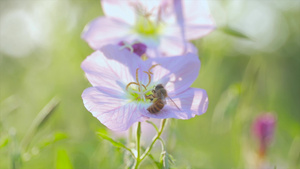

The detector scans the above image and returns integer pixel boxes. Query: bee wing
[160,94,167,105]
[167,96,181,111]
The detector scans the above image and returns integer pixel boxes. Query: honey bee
[147,84,180,114]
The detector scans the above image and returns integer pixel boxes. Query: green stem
[140,119,167,161]
[134,122,142,169]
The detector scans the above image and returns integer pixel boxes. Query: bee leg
[145,94,154,101]
[152,98,158,102]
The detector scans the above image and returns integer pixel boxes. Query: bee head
[155,84,164,90]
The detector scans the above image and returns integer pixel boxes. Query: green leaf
[219,26,250,39]
[0,136,9,149]
[54,132,68,141]
[97,132,127,149]
[167,154,175,165]
[160,151,169,169]
[96,130,135,158]
[56,148,73,169]
[142,146,161,168]
[38,132,68,149]
[160,151,175,169]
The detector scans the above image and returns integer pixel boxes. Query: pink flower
[81,45,208,131]
[252,113,276,157]
[82,0,215,57]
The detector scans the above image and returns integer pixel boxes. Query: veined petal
[82,17,131,50]
[82,87,146,131]
[101,0,136,25]
[81,45,144,91]
[139,88,208,119]
[180,0,216,40]
[101,0,162,25]
[159,34,185,56]
[146,52,200,95]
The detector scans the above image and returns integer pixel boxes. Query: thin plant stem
[134,122,142,169]
[133,119,167,168]
[140,119,167,161]
[129,126,133,143]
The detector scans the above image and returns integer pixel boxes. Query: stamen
[126,82,140,91]
[143,71,152,87]
[141,84,147,90]
[135,68,140,91]
[135,68,139,83]
[125,65,159,102]
[148,64,160,74]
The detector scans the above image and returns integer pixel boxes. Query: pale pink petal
[101,0,136,25]
[101,0,162,25]
[158,35,185,56]
[139,88,208,119]
[82,87,147,131]
[145,52,200,95]
[156,37,197,56]
[186,42,198,54]
[177,0,216,40]
[81,45,145,91]
[82,17,131,50]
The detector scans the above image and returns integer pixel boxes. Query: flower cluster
[81,0,215,131]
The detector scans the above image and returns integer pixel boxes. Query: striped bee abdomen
[147,98,165,114]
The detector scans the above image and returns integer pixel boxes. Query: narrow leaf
[56,148,73,169]
[97,130,135,158]
[161,151,169,169]
[167,154,175,165]
[142,147,161,168]
[38,132,68,149]
[97,132,127,149]
[21,97,60,150]
[219,26,250,39]
[36,97,60,129]
[0,136,9,148]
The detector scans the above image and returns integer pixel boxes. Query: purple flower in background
[252,113,276,157]
[82,0,215,57]
[81,45,208,131]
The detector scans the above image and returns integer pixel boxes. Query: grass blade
[21,97,60,150]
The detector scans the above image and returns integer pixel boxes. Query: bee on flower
[81,45,208,131]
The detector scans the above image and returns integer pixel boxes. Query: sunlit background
[1,0,300,168]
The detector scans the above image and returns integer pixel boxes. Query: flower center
[135,17,161,36]
[133,5,164,37]
[126,64,159,102]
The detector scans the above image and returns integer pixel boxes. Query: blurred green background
[1,0,299,168]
